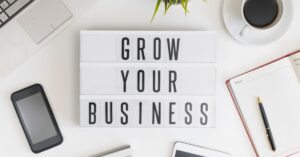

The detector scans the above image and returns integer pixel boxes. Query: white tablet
[172,142,231,157]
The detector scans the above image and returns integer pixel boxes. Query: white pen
[90,145,131,157]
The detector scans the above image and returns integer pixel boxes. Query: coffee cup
[239,0,285,36]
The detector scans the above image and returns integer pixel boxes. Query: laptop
[0,0,97,77]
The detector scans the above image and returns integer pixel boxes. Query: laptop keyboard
[0,0,34,28]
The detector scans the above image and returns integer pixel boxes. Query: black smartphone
[11,84,63,153]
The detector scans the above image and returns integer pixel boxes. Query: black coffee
[243,0,278,28]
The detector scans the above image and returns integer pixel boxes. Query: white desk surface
[0,0,300,156]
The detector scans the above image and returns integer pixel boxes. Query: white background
[0,0,300,157]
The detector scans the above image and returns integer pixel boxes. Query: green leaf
[181,0,186,10]
[151,0,162,22]
[151,0,198,22]
[164,0,168,13]
[179,0,189,15]
[164,0,173,14]
[184,0,189,15]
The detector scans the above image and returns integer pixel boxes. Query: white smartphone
[171,142,231,157]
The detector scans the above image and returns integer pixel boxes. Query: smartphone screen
[175,150,205,157]
[11,84,63,153]
[172,142,231,157]
[16,92,57,144]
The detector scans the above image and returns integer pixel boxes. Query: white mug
[239,0,285,36]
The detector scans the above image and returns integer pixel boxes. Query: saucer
[222,0,293,45]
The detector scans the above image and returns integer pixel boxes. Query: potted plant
[151,0,195,22]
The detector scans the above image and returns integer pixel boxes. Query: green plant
[151,0,190,22]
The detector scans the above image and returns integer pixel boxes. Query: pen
[257,97,276,151]
[90,145,131,157]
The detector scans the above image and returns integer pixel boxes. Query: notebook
[226,50,300,157]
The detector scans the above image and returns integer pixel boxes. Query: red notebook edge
[226,81,260,157]
[287,150,300,157]
[225,50,300,157]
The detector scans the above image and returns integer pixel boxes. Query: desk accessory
[0,0,97,77]
[90,145,131,157]
[151,0,207,22]
[11,84,63,153]
[227,50,300,156]
[257,97,276,151]
[242,0,279,28]
[223,0,293,45]
[152,0,189,22]
[239,0,281,36]
[0,0,33,28]
[0,0,35,29]
[171,142,231,157]
[80,31,217,128]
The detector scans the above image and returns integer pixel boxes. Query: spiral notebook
[227,50,300,157]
